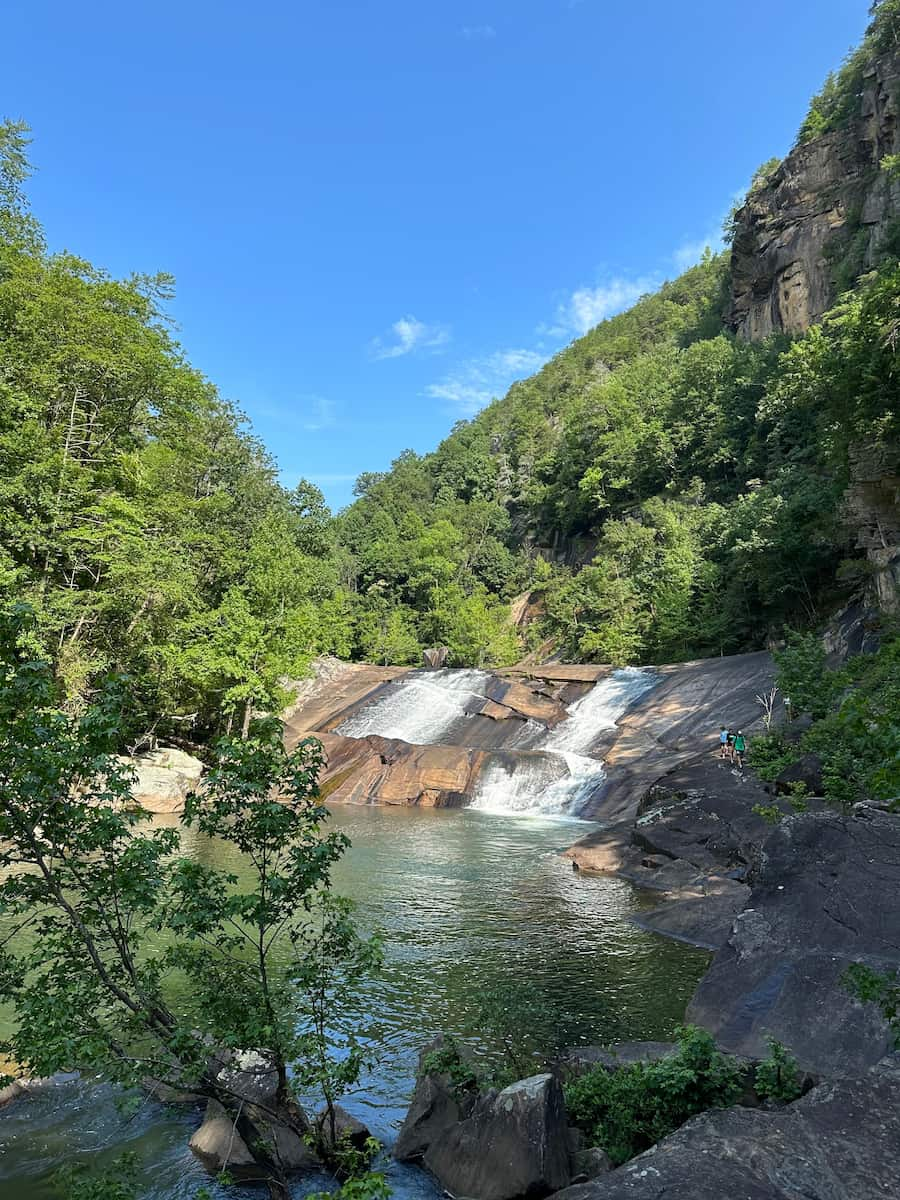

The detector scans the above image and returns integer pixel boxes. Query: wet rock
[423,647,449,669]
[424,1073,571,1200]
[688,807,900,1076]
[547,1054,900,1200]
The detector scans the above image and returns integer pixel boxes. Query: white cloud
[300,395,336,431]
[544,276,659,338]
[461,24,496,39]
[369,315,450,360]
[426,347,547,416]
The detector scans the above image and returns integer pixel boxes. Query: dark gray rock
[561,1043,676,1077]
[631,878,750,950]
[572,1147,611,1182]
[688,807,900,1075]
[424,1073,572,1200]
[394,1038,476,1162]
[775,753,823,797]
[547,1055,900,1200]
[316,1103,371,1151]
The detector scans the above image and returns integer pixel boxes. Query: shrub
[747,732,794,781]
[754,1038,804,1103]
[564,1026,743,1166]
[421,1037,481,1096]
[844,963,900,1044]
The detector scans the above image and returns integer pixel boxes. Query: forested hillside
[2,2,899,746]
[0,122,353,741]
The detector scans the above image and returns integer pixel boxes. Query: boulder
[774,752,823,797]
[687,807,900,1076]
[316,1103,371,1151]
[572,1147,612,1182]
[561,1043,676,1077]
[122,747,205,814]
[0,1079,24,1109]
[394,1038,477,1161]
[216,1048,280,1107]
[423,647,450,669]
[424,1073,572,1200]
[547,1054,900,1200]
[189,1099,260,1179]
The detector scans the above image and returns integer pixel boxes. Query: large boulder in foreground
[424,1073,571,1200]
[548,1053,900,1200]
[687,806,900,1076]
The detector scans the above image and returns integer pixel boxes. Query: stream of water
[0,805,709,1200]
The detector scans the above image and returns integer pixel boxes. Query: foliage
[751,803,783,826]
[564,1026,743,1166]
[53,1155,138,1200]
[774,633,838,719]
[0,121,356,735]
[0,610,380,1186]
[421,1037,481,1097]
[754,1038,804,1103]
[844,962,900,1043]
[472,980,562,1085]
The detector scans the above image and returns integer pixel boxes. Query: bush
[754,1038,804,1103]
[747,731,794,781]
[564,1026,743,1166]
[421,1037,481,1097]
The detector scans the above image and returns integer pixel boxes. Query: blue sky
[5,0,868,510]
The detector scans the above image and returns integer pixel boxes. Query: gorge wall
[728,49,900,340]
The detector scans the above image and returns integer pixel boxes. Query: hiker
[733,729,747,769]
[719,726,730,758]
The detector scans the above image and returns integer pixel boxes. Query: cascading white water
[470,667,658,817]
[335,669,490,744]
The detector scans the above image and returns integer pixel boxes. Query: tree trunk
[241,699,252,740]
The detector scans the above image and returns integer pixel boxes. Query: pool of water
[0,804,709,1199]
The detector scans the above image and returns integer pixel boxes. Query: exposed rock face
[423,1073,572,1200]
[729,49,900,340]
[687,806,900,1076]
[585,652,775,824]
[548,1054,900,1200]
[309,732,571,808]
[121,747,204,814]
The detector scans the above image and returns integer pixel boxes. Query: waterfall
[335,669,490,744]
[470,668,658,817]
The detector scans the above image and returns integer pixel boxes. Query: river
[0,802,708,1199]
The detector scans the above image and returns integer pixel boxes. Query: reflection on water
[0,804,708,1199]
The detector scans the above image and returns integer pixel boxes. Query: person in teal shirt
[733,730,747,768]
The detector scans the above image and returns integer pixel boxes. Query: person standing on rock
[719,726,730,759]
[733,730,747,769]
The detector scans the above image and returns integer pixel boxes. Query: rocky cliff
[729,49,900,340]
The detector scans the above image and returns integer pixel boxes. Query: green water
[0,804,709,1200]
